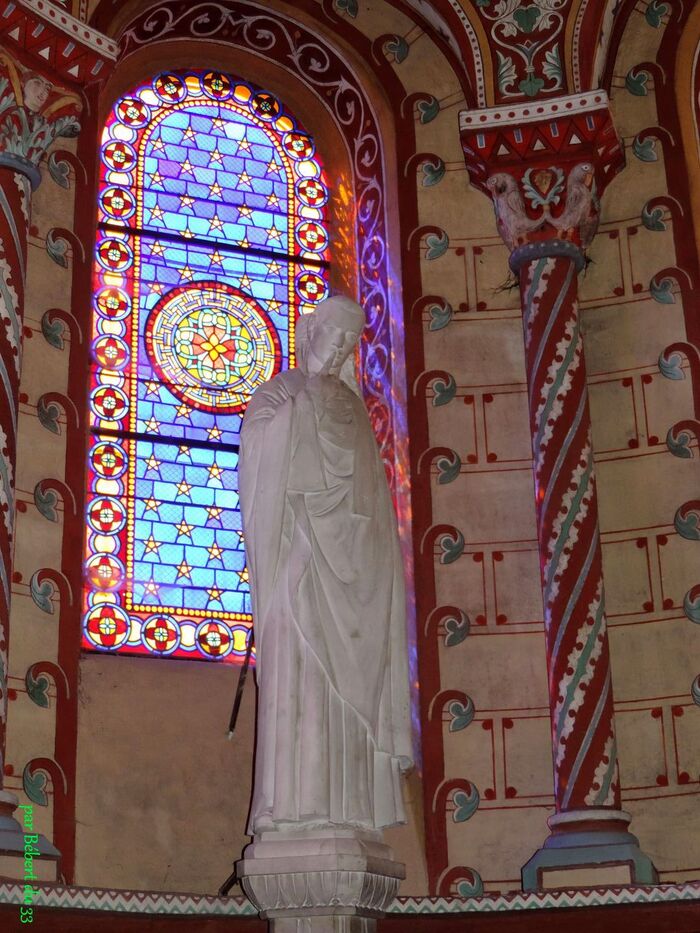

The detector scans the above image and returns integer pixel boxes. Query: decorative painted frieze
[474,0,567,100]
[0,0,118,86]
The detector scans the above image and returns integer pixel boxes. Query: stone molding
[236,830,404,921]
[460,90,613,130]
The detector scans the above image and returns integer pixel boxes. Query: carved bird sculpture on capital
[551,161,600,248]
[486,173,546,253]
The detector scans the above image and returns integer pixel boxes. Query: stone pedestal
[522,809,659,891]
[236,829,404,932]
[0,792,60,881]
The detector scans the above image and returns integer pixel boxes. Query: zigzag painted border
[0,884,257,916]
[392,883,700,913]
[0,881,698,916]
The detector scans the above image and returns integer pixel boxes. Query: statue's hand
[305,374,335,394]
[306,375,354,425]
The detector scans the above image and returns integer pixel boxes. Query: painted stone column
[0,60,79,874]
[461,91,658,891]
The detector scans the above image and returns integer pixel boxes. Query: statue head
[297,296,365,378]
[21,72,51,113]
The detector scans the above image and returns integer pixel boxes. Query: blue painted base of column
[522,809,658,892]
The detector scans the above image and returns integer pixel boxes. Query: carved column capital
[460,90,625,265]
[0,60,81,188]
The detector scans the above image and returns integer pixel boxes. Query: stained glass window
[84,71,329,661]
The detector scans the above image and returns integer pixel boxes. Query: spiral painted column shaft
[518,248,620,814]
[0,167,30,772]
[461,91,657,889]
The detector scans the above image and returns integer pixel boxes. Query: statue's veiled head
[297,296,366,378]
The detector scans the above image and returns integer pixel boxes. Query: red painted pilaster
[0,164,30,779]
[0,54,81,871]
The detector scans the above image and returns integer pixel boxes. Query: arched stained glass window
[84,70,329,662]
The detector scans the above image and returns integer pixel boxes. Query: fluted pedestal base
[522,809,658,891]
[271,919,374,933]
[236,829,404,933]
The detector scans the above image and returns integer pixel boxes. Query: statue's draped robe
[240,369,412,832]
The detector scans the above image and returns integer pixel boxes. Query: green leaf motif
[25,669,50,709]
[421,158,446,188]
[650,275,675,304]
[40,310,66,350]
[334,0,358,17]
[428,300,452,331]
[444,610,470,647]
[34,483,59,522]
[675,505,700,541]
[30,572,55,615]
[46,229,68,268]
[456,870,484,897]
[37,396,61,434]
[453,783,480,822]
[519,73,545,97]
[513,4,541,32]
[431,373,456,407]
[384,35,409,64]
[684,589,700,624]
[667,426,694,459]
[47,152,70,189]
[449,697,475,733]
[632,135,657,162]
[439,530,464,565]
[645,0,669,27]
[436,449,461,484]
[23,763,49,807]
[542,46,563,88]
[496,52,517,95]
[658,349,685,380]
[641,202,666,231]
[425,229,449,260]
[626,68,650,96]
[417,95,440,124]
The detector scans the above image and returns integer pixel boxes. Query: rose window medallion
[144,282,281,413]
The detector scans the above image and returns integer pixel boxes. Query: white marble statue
[239,295,413,835]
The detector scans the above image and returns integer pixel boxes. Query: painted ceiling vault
[79,0,622,109]
[401,0,623,107]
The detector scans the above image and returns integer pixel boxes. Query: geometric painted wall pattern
[84,70,328,661]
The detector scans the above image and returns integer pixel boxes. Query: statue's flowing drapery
[239,353,412,833]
